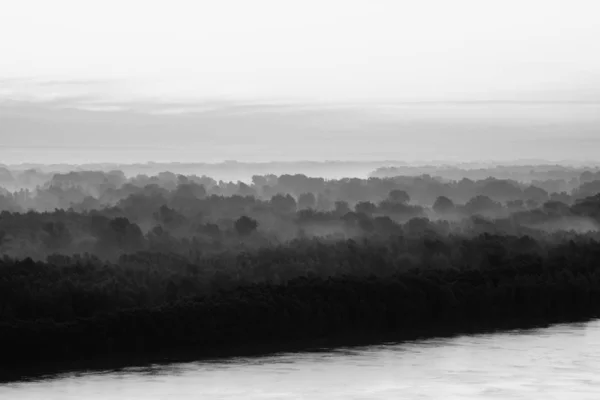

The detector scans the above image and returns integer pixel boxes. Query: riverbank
[3,315,598,384]
[2,261,600,382]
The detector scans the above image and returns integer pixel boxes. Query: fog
[2,102,600,166]
[1,162,600,262]
[3,0,600,385]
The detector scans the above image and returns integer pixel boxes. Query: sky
[1,0,599,103]
[1,0,599,165]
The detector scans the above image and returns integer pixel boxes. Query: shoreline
[2,313,598,384]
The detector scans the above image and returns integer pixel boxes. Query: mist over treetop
[1,163,600,263]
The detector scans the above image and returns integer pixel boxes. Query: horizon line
[3,159,600,168]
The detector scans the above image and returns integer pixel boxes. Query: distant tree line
[1,169,600,261]
[2,167,600,214]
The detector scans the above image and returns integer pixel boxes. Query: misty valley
[1,163,600,380]
[3,0,600,395]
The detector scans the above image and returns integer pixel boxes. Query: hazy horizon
[1,100,599,165]
[2,0,600,165]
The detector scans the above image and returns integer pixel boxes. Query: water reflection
[4,320,600,399]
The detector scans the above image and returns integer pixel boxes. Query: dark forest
[2,163,600,371]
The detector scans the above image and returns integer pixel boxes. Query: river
[3,320,600,399]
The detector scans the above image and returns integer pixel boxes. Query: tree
[298,192,316,210]
[41,221,73,250]
[154,205,186,229]
[507,199,525,212]
[270,194,297,214]
[109,217,144,250]
[0,229,9,248]
[464,195,501,216]
[550,191,571,205]
[573,181,600,200]
[358,216,375,233]
[334,201,351,216]
[166,280,179,303]
[355,201,377,215]
[373,216,402,236]
[388,190,410,204]
[542,201,570,215]
[236,182,256,197]
[433,196,455,215]
[235,216,258,236]
[479,179,522,202]
[118,192,168,222]
[198,223,221,238]
[571,194,600,220]
[580,170,595,184]
[405,217,432,236]
[316,193,333,211]
[523,185,549,204]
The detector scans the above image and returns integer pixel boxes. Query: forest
[2,164,600,369]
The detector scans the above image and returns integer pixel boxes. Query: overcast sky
[1,0,600,165]
[1,0,600,103]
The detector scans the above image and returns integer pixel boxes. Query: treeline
[3,166,600,214]
[1,231,599,323]
[3,162,599,190]
[2,234,600,367]
[2,166,600,371]
[1,192,600,261]
[1,168,600,260]
[371,164,600,185]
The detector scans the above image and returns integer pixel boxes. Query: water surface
[4,320,600,399]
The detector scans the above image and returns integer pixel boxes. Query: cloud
[2,75,599,120]
[0,77,133,106]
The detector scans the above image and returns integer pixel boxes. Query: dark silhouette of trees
[235,216,258,236]
[153,205,186,229]
[0,229,9,248]
[480,179,522,202]
[4,233,600,368]
[2,166,600,370]
[355,201,376,215]
[388,189,410,204]
[334,200,351,216]
[523,185,549,204]
[297,192,316,210]
[41,221,72,250]
[109,217,144,250]
[433,196,455,215]
[270,194,297,214]
[1,168,600,262]
[464,195,502,216]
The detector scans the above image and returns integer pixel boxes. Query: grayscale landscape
[2,0,600,398]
